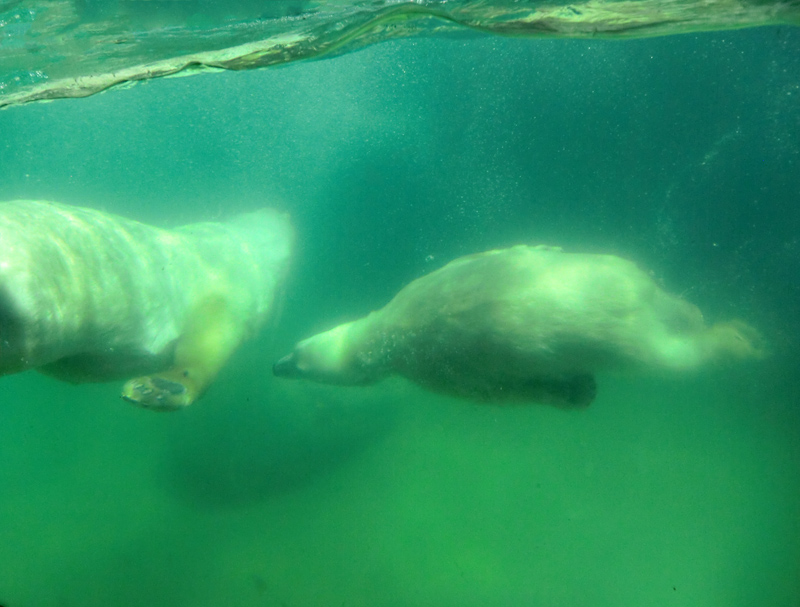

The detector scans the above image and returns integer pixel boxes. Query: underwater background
[0,24,799,607]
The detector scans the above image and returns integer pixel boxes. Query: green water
[0,29,799,606]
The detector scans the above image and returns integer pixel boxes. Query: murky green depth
[0,29,798,606]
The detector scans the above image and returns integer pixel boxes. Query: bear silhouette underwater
[273,245,764,408]
[0,200,763,412]
[0,200,293,410]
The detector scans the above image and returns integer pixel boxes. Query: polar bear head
[704,320,767,362]
[273,320,385,386]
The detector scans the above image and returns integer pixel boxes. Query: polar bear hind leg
[122,296,245,411]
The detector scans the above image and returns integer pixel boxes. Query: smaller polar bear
[273,245,763,408]
[0,200,293,411]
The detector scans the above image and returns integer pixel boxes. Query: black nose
[272,353,297,377]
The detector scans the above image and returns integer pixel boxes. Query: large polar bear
[0,200,292,411]
[273,245,763,408]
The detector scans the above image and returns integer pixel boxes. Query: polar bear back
[372,245,706,375]
[0,200,292,379]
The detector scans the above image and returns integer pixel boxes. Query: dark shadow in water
[158,380,397,508]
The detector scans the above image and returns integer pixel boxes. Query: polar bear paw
[121,375,193,411]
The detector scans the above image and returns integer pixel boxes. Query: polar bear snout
[273,352,302,378]
[272,323,384,386]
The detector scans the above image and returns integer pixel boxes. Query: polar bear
[273,245,763,408]
[0,200,292,411]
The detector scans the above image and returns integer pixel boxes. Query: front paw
[122,375,193,411]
